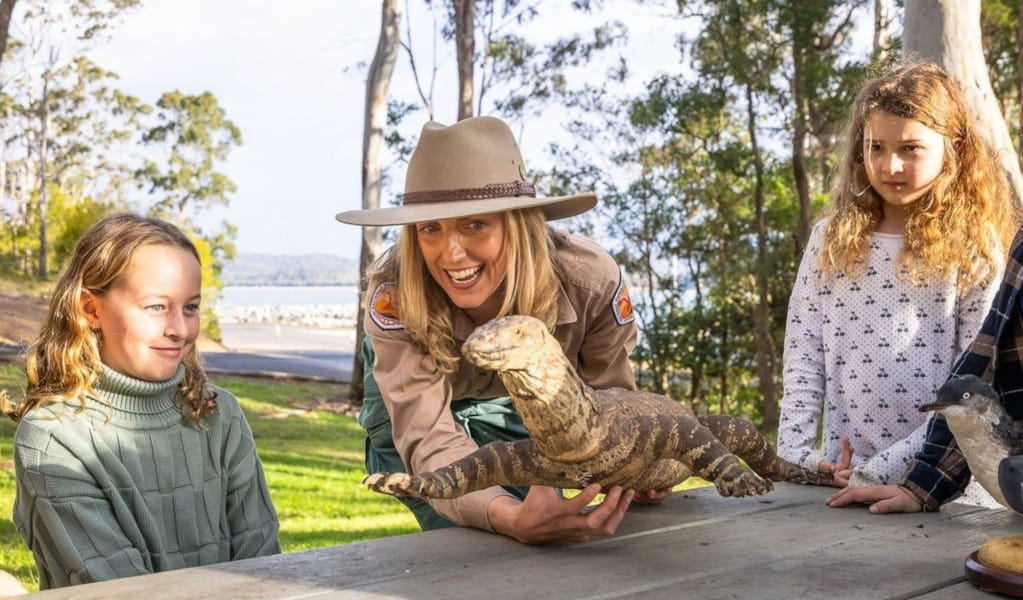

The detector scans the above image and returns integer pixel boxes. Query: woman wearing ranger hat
[337,116,663,544]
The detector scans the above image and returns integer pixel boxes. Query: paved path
[203,348,353,382]
[212,323,355,382]
[0,323,356,383]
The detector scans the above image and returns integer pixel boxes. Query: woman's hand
[487,484,634,544]
[826,484,924,513]
[818,437,853,488]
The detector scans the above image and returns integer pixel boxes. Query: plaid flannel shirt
[901,227,1023,509]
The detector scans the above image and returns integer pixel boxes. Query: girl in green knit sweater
[1,213,280,590]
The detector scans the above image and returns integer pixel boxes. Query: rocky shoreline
[215,303,358,329]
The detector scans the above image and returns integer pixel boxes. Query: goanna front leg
[634,414,772,498]
[364,439,556,499]
[698,414,833,486]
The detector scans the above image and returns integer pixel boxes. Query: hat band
[401,181,536,205]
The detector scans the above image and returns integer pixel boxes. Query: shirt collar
[451,281,577,340]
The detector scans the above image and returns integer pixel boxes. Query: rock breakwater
[216,303,358,329]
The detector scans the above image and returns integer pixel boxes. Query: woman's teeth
[448,265,482,282]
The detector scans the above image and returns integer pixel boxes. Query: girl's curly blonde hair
[366,207,563,374]
[2,212,216,426]
[821,60,1018,286]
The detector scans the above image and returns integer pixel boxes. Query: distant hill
[223,254,359,286]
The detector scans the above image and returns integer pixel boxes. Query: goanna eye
[962,392,971,400]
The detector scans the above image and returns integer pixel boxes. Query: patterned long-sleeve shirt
[902,227,1023,509]
[779,220,999,492]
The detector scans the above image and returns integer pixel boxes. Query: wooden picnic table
[28,483,1023,599]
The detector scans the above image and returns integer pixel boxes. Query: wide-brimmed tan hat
[335,116,596,226]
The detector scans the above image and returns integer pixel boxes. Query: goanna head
[462,315,554,374]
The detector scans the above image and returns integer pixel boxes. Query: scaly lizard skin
[364,315,832,499]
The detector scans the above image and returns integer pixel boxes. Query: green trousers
[358,337,530,530]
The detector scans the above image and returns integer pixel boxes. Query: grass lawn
[0,366,418,592]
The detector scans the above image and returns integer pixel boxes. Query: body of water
[218,285,358,309]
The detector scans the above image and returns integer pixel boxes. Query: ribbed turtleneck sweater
[13,365,280,590]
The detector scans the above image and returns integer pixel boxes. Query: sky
[79,1,681,259]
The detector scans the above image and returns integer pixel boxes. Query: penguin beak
[918,399,951,413]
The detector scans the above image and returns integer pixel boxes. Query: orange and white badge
[370,282,404,330]
[611,272,635,326]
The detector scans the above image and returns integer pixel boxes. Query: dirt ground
[0,292,225,355]
[0,292,47,347]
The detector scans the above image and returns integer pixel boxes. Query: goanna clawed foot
[714,469,773,497]
[364,472,425,497]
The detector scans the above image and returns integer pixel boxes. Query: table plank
[28,484,1022,599]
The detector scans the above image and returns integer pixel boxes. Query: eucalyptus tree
[1,0,142,277]
[621,81,767,415]
[137,91,240,226]
[0,0,17,68]
[775,0,865,255]
[602,0,866,429]
[872,0,896,61]
[352,0,402,403]
[452,0,474,120]
[682,0,793,429]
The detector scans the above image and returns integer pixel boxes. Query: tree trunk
[791,43,811,258]
[37,74,49,280]
[351,0,401,404]
[453,0,475,120]
[746,82,779,431]
[0,0,17,71]
[873,0,893,62]
[904,0,1023,208]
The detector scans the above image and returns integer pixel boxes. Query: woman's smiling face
[415,212,507,324]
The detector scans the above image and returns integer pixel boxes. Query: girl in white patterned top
[777,61,1018,503]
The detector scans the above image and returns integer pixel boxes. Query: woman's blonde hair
[367,207,563,373]
[821,60,1017,285]
[2,212,216,425]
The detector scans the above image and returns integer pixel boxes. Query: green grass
[0,367,418,591]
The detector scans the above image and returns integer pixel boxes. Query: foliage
[48,192,118,267]
[982,0,1021,148]
[0,3,242,341]
[137,90,241,223]
[0,366,419,592]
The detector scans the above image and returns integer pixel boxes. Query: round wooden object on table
[966,550,1023,597]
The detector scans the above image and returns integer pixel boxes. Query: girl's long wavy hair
[367,207,564,374]
[821,60,1017,286]
[1,212,216,425]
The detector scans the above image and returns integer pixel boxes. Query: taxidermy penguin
[919,375,1023,514]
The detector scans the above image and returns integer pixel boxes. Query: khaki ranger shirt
[365,233,638,531]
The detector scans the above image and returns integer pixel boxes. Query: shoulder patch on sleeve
[611,271,636,326]
[370,282,404,330]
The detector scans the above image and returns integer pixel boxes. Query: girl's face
[83,243,202,382]
[864,110,946,218]
[415,213,508,324]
